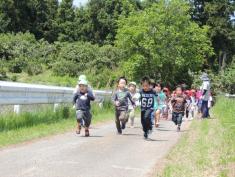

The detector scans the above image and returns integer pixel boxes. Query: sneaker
[85,129,90,137]
[144,132,148,139]
[121,123,126,130]
[117,129,122,135]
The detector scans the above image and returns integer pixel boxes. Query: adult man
[200,73,211,118]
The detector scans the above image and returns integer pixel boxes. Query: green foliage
[56,0,76,42]
[0,33,56,75]
[0,105,72,132]
[190,0,235,71]
[74,0,142,44]
[0,0,234,91]
[220,59,235,94]
[192,59,235,94]
[0,101,113,133]
[0,0,59,42]
[116,0,213,87]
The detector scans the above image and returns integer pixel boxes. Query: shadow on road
[122,133,142,137]
[147,138,168,142]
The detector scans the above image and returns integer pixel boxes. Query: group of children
[72,75,199,139]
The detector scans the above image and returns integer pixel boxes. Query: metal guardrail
[0,81,112,113]
[225,93,235,98]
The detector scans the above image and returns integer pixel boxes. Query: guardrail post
[54,103,59,112]
[14,105,21,114]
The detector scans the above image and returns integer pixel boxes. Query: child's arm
[127,92,136,107]
[86,90,95,101]
[111,92,119,106]
[73,93,78,105]
[171,97,176,104]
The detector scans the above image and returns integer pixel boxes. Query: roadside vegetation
[0,101,113,148]
[155,96,235,177]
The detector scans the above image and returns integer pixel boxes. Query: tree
[0,0,59,42]
[74,0,142,45]
[56,0,76,42]
[33,0,59,42]
[116,0,214,87]
[190,0,235,72]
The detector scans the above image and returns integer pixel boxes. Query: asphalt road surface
[0,119,190,177]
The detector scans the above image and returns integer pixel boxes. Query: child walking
[139,77,157,139]
[153,83,166,127]
[128,82,140,128]
[171,86,187,132]
[112,77,135,134]
[73,79,95,136]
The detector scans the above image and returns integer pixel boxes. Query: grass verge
[155,96,235,177]
[0,103,114,148]
[7,70,77,87]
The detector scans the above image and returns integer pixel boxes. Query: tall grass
[0,101,114,147]
[0,105,72,132]
[156,96,235,177]
[0,101,113,132]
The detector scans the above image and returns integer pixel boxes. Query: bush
[0,64,7,80]
[25,62,43,76]
[220,59,235,94]
[52,59,79,77]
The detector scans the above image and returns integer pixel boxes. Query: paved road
[0,119,190,177]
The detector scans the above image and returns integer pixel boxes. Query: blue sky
[73,0,88,6]
[58,0,88,7]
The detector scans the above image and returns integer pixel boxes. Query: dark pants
[141,109,153,133]
[115,110,128,132]
[201,100,209,118]
[186,109,189,118]
[172,112,184,126]
[76,110,92,127]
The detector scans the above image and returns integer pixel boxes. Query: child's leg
[115,110,122,133]
[141,111,148,133]
[177,113,183,127]
[172,112,177,125]
[145,109,152,131]
[119,111,128,129]
[186,109,189,118]
[84,111,92,128]
[155,109,161,127]
[129,109,135,127]
[151,111,155,126]
[76,110,83,134]
[83,111,92,137]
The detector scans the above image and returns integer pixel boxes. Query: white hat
[78,79,88,86]
[128,82,137,87]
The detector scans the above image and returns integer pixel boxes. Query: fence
[0,81,112,114]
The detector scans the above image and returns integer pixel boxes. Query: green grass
[156,96,235,177]
[0,102,114,148]
[7,70,77,87]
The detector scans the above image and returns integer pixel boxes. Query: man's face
[142,82,151,91]
[79,84,88,93]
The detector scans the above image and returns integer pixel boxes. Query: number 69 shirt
[139,89,157,111]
